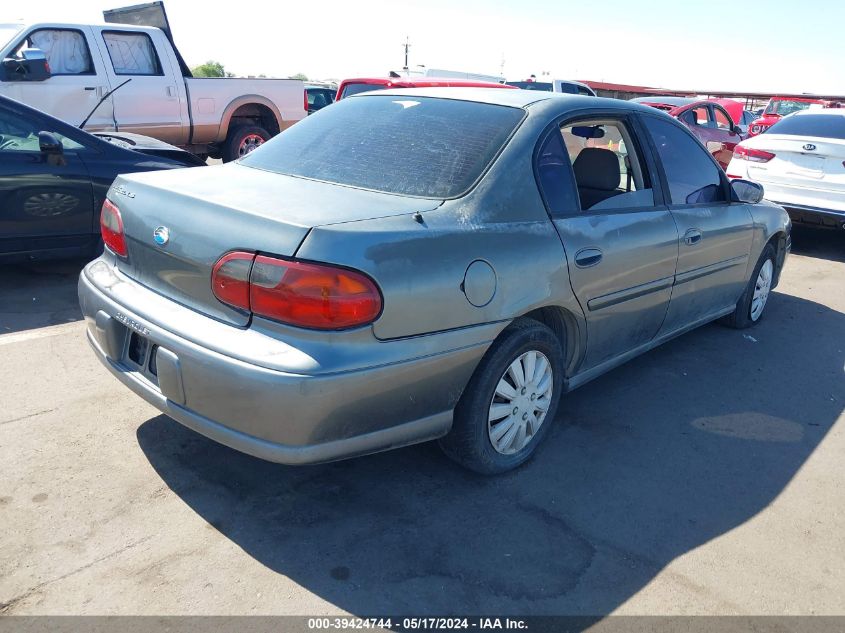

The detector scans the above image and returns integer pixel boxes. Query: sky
[8,0,845,94]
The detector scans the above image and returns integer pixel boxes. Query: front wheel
[439,318,565,474]
[722,243,777,329]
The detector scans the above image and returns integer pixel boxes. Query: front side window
[14,29,93,75]
[714,107,732,130]
[642,115,726,206]
[102,31,162,76]
[538,118,655,214]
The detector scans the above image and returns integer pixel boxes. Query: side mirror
[732,125,743,135]
[731,179,764,204]
[2,48,51,82]
[38,131,63,154]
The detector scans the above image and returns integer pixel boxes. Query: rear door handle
[684,229,702,245]
[574,247,603,268]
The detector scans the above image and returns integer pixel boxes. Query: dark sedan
[0,95,203,261]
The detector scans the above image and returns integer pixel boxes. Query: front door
[2,27,115,130]
[536,115,679,370]
[0,102,95,255]
[639,113,754,336]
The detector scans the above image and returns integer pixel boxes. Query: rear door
[94,28,186,145]
[639,113,753,336]
[0,101,95,255]
[536,114,678,370]
[711,103,743,167]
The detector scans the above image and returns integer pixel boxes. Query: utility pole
[403,36,411,72]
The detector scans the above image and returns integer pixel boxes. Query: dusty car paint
[78,88,791,466]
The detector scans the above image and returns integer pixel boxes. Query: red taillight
[304,89,308,112]
[734,145,775,163]
[100,199,127,257]
[211,252,382,330]
[211,251,255,311]
[251,255,382,329]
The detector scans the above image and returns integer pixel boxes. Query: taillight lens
[251,255,381,329]
[211,251,254,311]
[211,252,382,330]
[304,89,309,112]
[100,199,127,257]
[734,145,775,163]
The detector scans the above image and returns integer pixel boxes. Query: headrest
[572,148,620,191]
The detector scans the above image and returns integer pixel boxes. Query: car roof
[350,87,639,111]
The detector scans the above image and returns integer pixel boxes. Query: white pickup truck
[0,13,306,161]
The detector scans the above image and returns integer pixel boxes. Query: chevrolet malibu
[79,89,791,474]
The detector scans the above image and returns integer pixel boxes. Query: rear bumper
[772,202,845,229]
[79,259,497,464]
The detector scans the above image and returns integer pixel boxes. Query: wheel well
[518,306,579,378]
[228,103,280,137]
[767,231,788,287]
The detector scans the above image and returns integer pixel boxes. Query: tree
[192,61,234,78]
[288,73,308,81]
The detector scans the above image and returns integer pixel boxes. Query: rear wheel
[221,125,269,162]
[722,243,776,329]
[439,318,565,474]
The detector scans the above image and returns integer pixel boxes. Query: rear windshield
[240,95,525,198]
[766,114,845,140]
[339,82,387,99]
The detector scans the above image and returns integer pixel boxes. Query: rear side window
[767,114,845,140]
[241,95,525,198]
[102,31,162,76]
[339,83,387,99]
[642,116,726,205]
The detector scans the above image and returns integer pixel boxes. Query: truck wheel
[222,125,269,162]
[439,318,565,474]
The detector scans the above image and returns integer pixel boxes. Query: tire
[722,243,777,329]
[439,318,565,474]
[221,125,270,163]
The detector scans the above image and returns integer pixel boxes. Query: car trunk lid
[746,135,845,193]
[110,163,442,327]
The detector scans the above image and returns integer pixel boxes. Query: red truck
[747,96,826,136]
[336,77,514,100]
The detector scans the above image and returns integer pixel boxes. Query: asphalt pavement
[0,225,843,615]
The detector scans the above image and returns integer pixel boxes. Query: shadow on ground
[790,224,845,263]
[0,257,88,335]
[137,292,845,615]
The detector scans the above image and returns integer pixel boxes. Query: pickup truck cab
[0,22,307,161]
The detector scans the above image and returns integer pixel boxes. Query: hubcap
[238,133,265,157]
[750,259,773,321]
[487,350,553,455]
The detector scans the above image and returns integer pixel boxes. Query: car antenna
[79,78,132,130]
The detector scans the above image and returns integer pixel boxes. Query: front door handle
[684,229,702,245]
[574,247,603,268]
